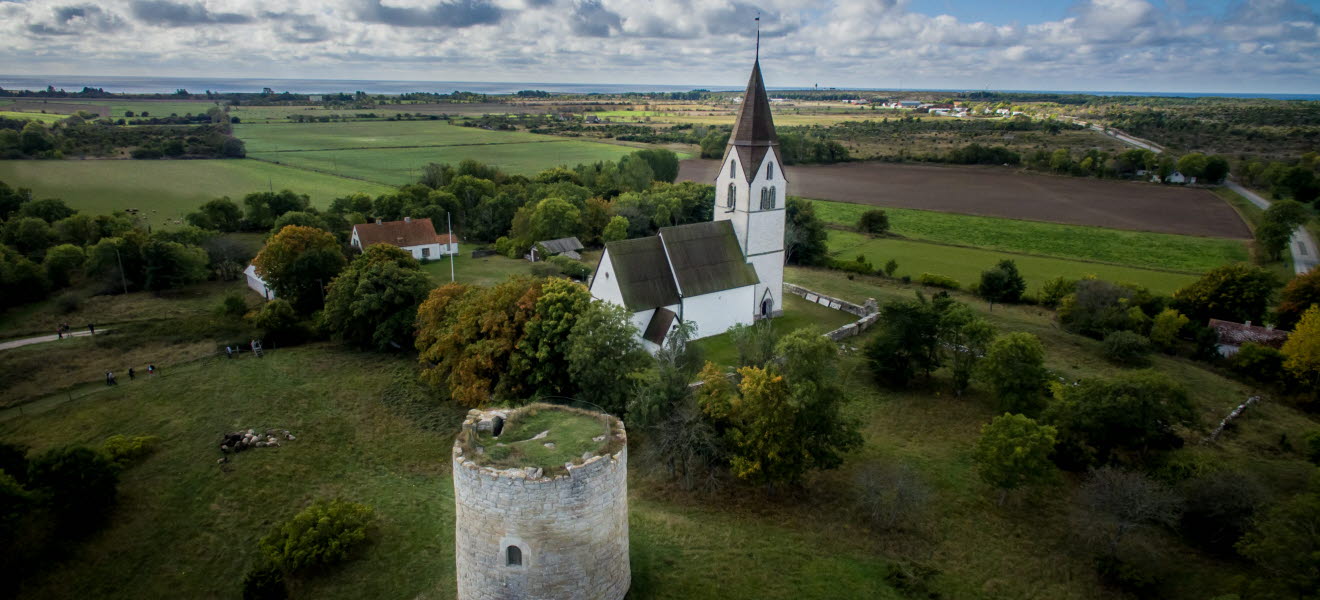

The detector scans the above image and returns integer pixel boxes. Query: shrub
[493,236,513,257]
[1039,276,1076,309]
[54,291,84,314]
[976,259,1026,306]
[1103,331,1153,367]
[1304,430,1320,465]
[883,259,898,277]
[241,565,288,600]
[219,291,248,318]
[1058,279,1137,338]
[101,435,161,467]
[917,273,960,290]
[259,499,375,572]
[830,254,875,275]
[978,333,1049,415]
[1149,308,1189,352]
[0,469,31,541]
[1179,470,1265,555]
[529,262,562,277]
[1229,342,1287,384]
[27,446,120,532]
[857,209,890,235]
[547,255,591,280]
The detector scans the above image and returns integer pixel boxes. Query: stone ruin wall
[452,410,630,600]
[783,283,880,341]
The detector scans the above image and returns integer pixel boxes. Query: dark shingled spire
[726,59,778,181]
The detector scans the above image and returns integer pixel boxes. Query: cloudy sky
[2,0,1319,93]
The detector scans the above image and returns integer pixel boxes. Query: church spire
[728,51,777,149]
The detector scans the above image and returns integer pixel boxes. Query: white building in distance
[350,217,458,260]
[589,57,786,350]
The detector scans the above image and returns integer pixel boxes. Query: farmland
[0,160,394,226]
[680,159,1251,239]
[239,120,645,185]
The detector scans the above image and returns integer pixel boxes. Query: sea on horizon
[0,74,1317,101]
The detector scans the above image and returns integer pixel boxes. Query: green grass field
[0,160,395,226]
[693,294,859,366]
[827,230,1202,295]
[812,199,1248,273]
[0,111,69,123]
[234,121,553,152]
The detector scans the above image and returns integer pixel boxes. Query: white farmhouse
[351,217,458,260]
[589,57,785,350]
[244,263,275,300]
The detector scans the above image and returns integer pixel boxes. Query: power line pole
[113,245,128,295]
[448,211,455,283]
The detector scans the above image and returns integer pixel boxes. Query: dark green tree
[17,198,75,223]
[566,301,651,415]
[976,259,1027,308]
[321,244,432,350]
[865,295,943,387]
[785,197,829,266]
[857,209,890,235]
[978,332,1049,414]
[252,225,346,313]
[1172,263,1278,325]
[1044,370,1195,469]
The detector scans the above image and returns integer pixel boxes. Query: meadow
[4,266,1316,599]
[826,230,1202,295]
[418,249,602,288]
[0,160,395,227]
[813,200,1249,273]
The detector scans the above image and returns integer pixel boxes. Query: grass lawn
[0,160,395,227]
[0,111,69,123]
[826,230,1203,295]
[420,249,602,287]
[813,199,1249,273]
[234,120,553,152]
[471,404,611,473]
[693,293,858,366]
[0,345,902,599]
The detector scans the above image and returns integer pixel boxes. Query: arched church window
[770,186,777,209]
[726,183,736,210]
[506,545,522,566]
[729,160,736,179]
[759,187,769,210]
[767,162,774,180]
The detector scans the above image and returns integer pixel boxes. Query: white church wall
[713,154,752,254]
[747,252,785,316]
[589,249,627,308]
[746,209,785,256]
[683,286,756,341]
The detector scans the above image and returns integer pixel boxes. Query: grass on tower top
[469,403,615,474]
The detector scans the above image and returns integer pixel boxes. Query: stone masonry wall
[783,283,880,340]
[453,410,630,600]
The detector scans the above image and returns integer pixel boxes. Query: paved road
[1225,181,1319,274]
[0,329,108,351]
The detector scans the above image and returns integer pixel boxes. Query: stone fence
[784,284,879,341]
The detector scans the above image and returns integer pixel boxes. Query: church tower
[713,55,785,318]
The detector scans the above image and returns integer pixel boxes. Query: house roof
[726,59,778,181]
[606,236,680,311]
[1210,319,1290,348]
[642,307,677,346]
[658,221,760,297]
[536,237,584,255]
[353,218,445,248]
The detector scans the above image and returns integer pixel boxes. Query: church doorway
[761,297,773,318]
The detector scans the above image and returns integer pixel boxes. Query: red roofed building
[1209,319,1290,357]
[351,217,458,260]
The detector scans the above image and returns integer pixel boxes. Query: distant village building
[590,57,785,350]
[350,217,458,260]
[1209,319,1290,357]
[244,263,275,300]
[527,237,585,262]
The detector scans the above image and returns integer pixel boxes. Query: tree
[857,209,890,235]
[1148,308,1189,351]
[252,225,346,313]
[1075,467,1181,559]
[939,303,995,395]
[52,213,101,246]
[1039,276,1075,308]
[27,446,120,533]
[142,240,208,291]
[528,197,580,242]
[1236,488,1320,597]
[1172,263,1277,325]
[1256,199,1310,261]
[512,278,592,396]
[601,216,629,242]
[1277,269,1320,330]
[2,217,54,257]
[973,414,1057,504]
[17,198,75,223]
[632,149,679,183]
[250,298,306,345]
[321,244,432,350]
[18,122,52,155]
[243,191,310,229]
[565,301,649,415]
[1283,305,1320,391]
[42,243,85,288]
[865,295,942,387]
[784,197,829,266]
[85,234,146,293]
[978,332,1048,414]
[1102,331,1153,367]
[1179,470,1265,555]
[270,211,330,235]
[698,129,730,158]
[1044,371,1195,469]
[1175,153,1208,180]
[976,259,1026,308]
[0,246,48,308]
[1202,155,1230,184]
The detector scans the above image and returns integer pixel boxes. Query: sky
[2,0,1319,94]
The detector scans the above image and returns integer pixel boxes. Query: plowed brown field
[678,159,1250,239]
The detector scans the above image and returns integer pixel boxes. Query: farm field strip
[234,120,554,152]
[815,200,1247,273]
[826,231,1202,295]
[249,139,570,153]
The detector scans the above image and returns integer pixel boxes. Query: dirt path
[679,159,1251,239]
[0,329,109,351]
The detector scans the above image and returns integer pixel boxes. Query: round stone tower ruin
[452,404,630,600]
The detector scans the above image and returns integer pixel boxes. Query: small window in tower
[726,183,736,211]
[770,186,777,209]
[759,187,769,210]
[729,160,736,179]
[767,162,774,179]
[506,545,522,567]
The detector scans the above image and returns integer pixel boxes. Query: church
[589,56,786,350]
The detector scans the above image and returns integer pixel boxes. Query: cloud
[354,0,504,28]
[129,0,253,26]
[570,0,621,37]
[27,4,128,35]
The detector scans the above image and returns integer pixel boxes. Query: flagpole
[448,211,455,283]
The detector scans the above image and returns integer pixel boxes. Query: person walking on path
[226,346,234,359]
[105,371,117,386]
[87,323,95,336]
[128,367,135,380]
[147,364,156,376]
[56,327,63,340]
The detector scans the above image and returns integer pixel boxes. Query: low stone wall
[784,284,879,341]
